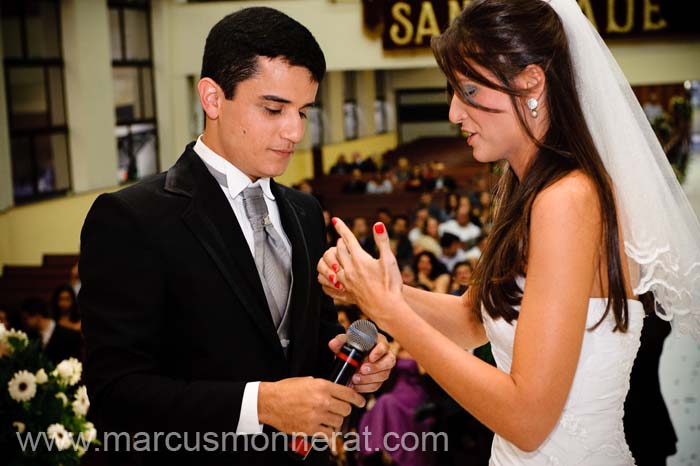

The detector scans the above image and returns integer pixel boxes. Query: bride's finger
[319,274,343,293]
[317,259,338,286]
[317,263,338,286]
[332,217,364,258]
[336,237,352,270]
[322,247,341,274]
[319,280,345,299]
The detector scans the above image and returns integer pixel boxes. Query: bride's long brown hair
[432,0,630,331]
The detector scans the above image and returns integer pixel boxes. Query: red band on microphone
[336,351,361,368]
[291,435,312,458]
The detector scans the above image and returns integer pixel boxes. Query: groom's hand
[328,333,396,393]
[257,377,365,438]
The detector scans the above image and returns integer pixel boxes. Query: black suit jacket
[79,144,342,465]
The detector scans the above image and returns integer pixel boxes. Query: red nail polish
[329,274,335,282]
[335,282,341,289]
[332,217,338,226]
[374,223,385,234]
[332,264,339,272]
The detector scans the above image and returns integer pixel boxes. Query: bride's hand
[323,218,404,327]
[317,246,357,305]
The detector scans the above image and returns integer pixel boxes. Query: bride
[317,0,700,464]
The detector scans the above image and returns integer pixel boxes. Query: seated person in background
[295,178,324,207]
[366,171,393,194]
[412,216,443,257]
[360,154,378,173]
[439,205,481,247]
[20,297,82,365]
[465,234,488,261]
[401,264,417,288]
[394,157,411,183]
[449,260,473,296]
[438,232,469,273]
[330,153,351,174]
[444,192,460,220]
[405,165,425,192]
[470,191,493,229]
[357,341,435,466]
[426,162,457,192]
[418,191,448,222]
[390,215,414,267]
[52,284,81,332]
[352,216,377,257]
[413,251,451,294]
[376,208,393,230]
[408,207,429,244]
[342,168,367,194]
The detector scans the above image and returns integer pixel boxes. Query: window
[343,71,358,140]
[2,0,71,204]
[109,0,158,183]
[374,70,388,134]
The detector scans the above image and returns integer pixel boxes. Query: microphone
[329,319,379,385]
[289,320,378,460]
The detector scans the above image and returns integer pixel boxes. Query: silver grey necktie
[241,186,291,328]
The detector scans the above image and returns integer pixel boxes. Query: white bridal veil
[547,0,700,336]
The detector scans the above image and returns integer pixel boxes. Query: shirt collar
[193,135,275,201]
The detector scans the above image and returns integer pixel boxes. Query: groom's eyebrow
[261,95,316,109]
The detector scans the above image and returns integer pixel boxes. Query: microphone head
[346,319,378,352]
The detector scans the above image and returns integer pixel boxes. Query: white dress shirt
[41,319,56,349]
[193,135,292,435]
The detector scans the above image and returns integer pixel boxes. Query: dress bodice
[482,279,644,465]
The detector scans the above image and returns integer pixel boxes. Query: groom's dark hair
[200,7,326,99]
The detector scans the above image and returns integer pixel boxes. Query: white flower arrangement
[8,370,37,402]
[13,421,26,433]
[52,357,82,386]
[47,423,73,451]
[55,391,69,407]
[0,326,28,357]
[35,368,48,384]
[1,324,99,463]
[72,385,90,417]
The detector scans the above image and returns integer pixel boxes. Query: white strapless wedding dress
[482,280,645,466]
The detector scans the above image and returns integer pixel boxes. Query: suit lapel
[271,181,313,374]
[165,146,284,358]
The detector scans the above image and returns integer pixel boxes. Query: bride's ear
[519,64,546,100]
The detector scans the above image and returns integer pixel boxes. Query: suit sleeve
[308,200,344,378]
[79,193,247,434]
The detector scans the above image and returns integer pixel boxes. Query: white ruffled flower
[5,328,28,344]
[55,392,69,407]
[13,421,26,433]
[47,423,72,451]
[52,358,82,386]
[35,368,48,384]
[72,386,90,417]
[1,328,28,355]
[0,322,6,339]
[8,370,37,402]
[79,421,97,444]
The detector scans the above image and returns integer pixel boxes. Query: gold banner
[365,0,699,50]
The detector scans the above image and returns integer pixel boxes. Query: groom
[79,7,394,465]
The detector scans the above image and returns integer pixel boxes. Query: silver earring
[527,98,539,118]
